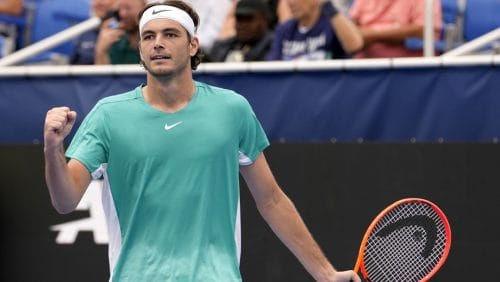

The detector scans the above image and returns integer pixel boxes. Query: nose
[153,37,164,50]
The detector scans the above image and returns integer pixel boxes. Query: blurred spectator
[349,0,442,58]
[268,0,363,61]
[95,0,145,64]
[217,0,291,42]
[0,0,24,57]
[185,0,233,52]
[0,0,22,16]
[207,0,273,62]
[71,0,118,64]
[216,0,237,40]
[265,0,292,27]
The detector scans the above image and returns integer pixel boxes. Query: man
[207,0,273,62]
[95,0,145,64]
[349,0,443,58]
[71,0,117,64]
[44,1,360,281]
[268,0,363,60]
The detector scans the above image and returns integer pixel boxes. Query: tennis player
[43,1,360,281]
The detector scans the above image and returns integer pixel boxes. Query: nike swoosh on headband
[140,5,195,37]
[152,9,171,15]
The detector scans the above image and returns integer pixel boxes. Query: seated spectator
[0,0,22,16]
[207,0,273,62]
[71,0,117,64]
[216,0,289,48]
[186,0,233,53]
[265,0,292,28]
[267,0,363,61]
[349,0,442,58]
[0,0,24,57]
[95,0,145,64]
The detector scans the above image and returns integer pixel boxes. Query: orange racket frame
[353,198,452,282]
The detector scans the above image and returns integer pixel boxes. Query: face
[285,0,319,20]
[117,0,145,32]
[92,0,117,19]
[235,13,268,43]
[139,19,199,77]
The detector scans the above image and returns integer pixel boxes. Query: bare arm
[330,13,364,54]
[360,25,423,47]
[0,0,23,16]
[323,1,363,54]
[94,19,125,65]
[277,0,293,23]
[240,153,360,282]
[44,107,91,214]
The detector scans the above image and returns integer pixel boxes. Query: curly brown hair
[137,0,204,70]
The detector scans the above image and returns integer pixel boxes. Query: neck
[143,71,196,113]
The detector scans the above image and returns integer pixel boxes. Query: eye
[164,32,179,38]
[142,34,154,40]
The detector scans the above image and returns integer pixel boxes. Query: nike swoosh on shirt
[164,121,182,131]
[152,9,171,15]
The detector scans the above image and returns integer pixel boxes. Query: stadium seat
[32,0,90,55]
[463,0,500,41]
[2,0,90,64]
[0,3,33,57]
[0,36,4,57]
[405,0,463,53]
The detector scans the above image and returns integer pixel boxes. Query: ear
[189,36,200,56]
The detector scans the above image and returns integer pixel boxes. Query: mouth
[150,54,171,61]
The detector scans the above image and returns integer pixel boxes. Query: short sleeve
[237,98,269,165]
[65,103,109,177]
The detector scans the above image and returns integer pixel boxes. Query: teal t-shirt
[66,82,269,281]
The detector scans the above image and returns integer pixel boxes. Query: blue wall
[1,65,499,143]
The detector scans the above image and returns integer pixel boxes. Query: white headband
[139,5,195,37]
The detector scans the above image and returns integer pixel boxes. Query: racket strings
[363,202,448,282]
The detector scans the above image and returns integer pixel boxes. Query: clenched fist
[44,107,77,151]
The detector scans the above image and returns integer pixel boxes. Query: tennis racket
[352,198,451,282]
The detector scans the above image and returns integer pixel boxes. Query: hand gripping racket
[352,198,451,282]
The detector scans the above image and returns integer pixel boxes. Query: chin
[142,63,171,77]
[151,69,175,78]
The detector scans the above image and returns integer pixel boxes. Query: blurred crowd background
[0,0,498,66]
